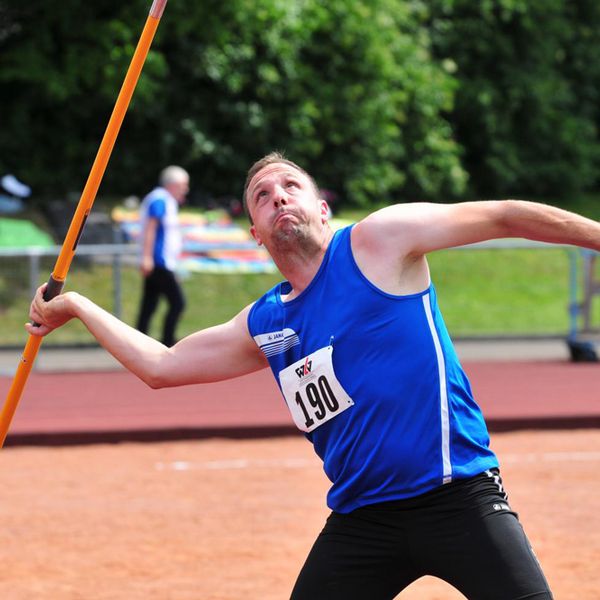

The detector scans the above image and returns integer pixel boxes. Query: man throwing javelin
[28,152,600,599]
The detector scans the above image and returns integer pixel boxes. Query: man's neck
[270,226,334,300]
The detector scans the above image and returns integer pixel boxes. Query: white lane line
[156,451,600,472]
[500,451,600,464]
[155,457,316,471]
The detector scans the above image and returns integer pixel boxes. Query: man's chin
[273,223,307,244]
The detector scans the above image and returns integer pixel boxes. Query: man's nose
[273,186,289,207]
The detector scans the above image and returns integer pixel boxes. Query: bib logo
[295,357,312,378]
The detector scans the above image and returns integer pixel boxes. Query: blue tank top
[247,225,498,513]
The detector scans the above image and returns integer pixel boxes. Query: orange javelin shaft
[0,0,169,448]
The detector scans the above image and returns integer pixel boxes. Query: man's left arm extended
[358,200,600,257]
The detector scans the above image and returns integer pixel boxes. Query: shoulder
[352,203,426,256]
[348,204,433,293]
[248,280,283,314]
[247,280,287,335]
[145,189,169,218]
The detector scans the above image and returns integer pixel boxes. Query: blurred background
[0,0,599,347]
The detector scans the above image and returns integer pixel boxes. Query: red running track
[1,361,599,446]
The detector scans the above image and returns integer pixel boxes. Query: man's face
[246,163,328,248]
[168,178,189,203]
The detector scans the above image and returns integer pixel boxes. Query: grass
[0,263,283,346]
[1,197,598,347]
[0,217,54,247]
[0,245,590,347]
[429,247,575,336]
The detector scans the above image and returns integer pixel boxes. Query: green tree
[1,0,466,208]
[0,0,166,199]
[158,0,466,205]
[427,0,600,199]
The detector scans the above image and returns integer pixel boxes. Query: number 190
[295,375,339,429]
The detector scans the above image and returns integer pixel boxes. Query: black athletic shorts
[290,469,553,600]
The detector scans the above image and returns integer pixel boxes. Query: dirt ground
[1,429,599,600]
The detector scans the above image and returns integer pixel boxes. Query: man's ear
[320,199,330,223]
[250,225,262,246]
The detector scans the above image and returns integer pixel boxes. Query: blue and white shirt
[247,225,498,513]
[139,186,182,271]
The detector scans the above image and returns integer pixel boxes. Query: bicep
[358,201,509,257]
[157,305,269,387]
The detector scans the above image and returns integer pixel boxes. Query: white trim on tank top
[422,293,452,484]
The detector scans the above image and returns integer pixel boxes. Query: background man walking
[135,165,189,347]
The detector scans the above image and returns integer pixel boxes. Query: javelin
[0,0,169,448]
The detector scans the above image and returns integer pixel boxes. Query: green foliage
[0,0,166,196]
[0,0,465,208]
[429,247,572,335]
[0,246,580,346]
[427,0,600,199]
[147,0,466,205]
[2,0,600,208]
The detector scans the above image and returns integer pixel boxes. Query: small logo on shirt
[253,328,300,357]
[493,503,510,511]
[295,358,312,378]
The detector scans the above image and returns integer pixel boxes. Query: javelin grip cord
[44,276,65,302]
[27,275,66,327]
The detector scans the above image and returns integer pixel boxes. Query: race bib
[278,345,354,433]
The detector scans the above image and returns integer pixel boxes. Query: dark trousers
[136,267,185,347]
[291,470,553,600]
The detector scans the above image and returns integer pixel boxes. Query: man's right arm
[26,286,269,388]
[141,216,158,276]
